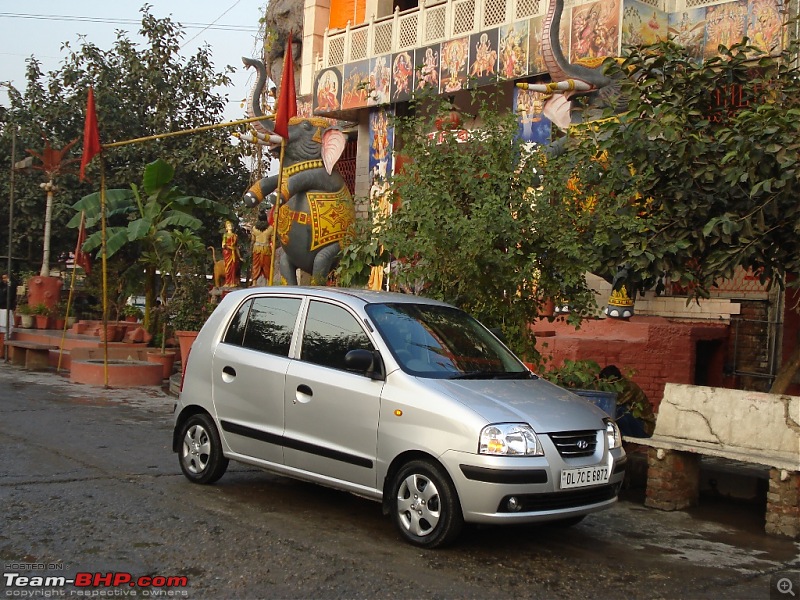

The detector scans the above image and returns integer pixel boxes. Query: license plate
[560,465,610,489]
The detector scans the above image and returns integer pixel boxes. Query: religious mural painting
[314,67,342,114]
[297,95,314,119]
[499,21,530,80]
[528,16,547,75]
[704,0,748,57]
[622,0,668,47]
[368,107,394,204]
[669,8,708,60]
[441,37,470,93]
[468,29,499,87]
[514,86,552,146]
[415,44,441,93]
[369,55,392,105]
[342,60,371,109]
[747,0,784,55]
[571,0,621,61]
[391,51,414,102]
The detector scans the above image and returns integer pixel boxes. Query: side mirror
[345,349,384,380]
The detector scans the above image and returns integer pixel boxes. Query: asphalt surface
[1,362,798,600]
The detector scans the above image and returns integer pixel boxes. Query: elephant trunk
[243,57,273,136]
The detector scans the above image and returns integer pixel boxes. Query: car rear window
[223,296,302,356]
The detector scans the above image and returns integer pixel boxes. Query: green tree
[366,92,595,360]
[536,38,800,392]
[70,159,234,329]
[0,5,249,277]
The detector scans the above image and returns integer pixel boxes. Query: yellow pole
[100,159,109,388]
[102,114,275,150]
[268,139,286,286]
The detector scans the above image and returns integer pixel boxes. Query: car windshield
[365,302,530,379]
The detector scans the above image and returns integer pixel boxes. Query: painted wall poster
[669,8,707,60]
[499,21,530,80]
[369,55,391,105]
[747,0,784,55]
[468,29,499,87]
[515,86,552,146]
[704,0,748,57]
[391,51,414,102]
[528,16,547,75]
[342,60,370,110]
[441,37,470,93]
[622,0,668,47]
[369,107,394,196]
[313,68,342,113]
[415,44,441,93]
[570,0,620,61]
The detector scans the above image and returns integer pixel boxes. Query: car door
[212,294,302,465]
[283,299,383,490]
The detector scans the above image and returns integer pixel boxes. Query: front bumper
[441,449,626,524]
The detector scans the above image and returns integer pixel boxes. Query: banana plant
[69,158,235,329]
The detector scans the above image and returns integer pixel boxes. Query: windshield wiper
[449,371,534,380]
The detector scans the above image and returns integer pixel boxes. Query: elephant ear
[321,128,347,175]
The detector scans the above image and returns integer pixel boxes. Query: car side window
[223,296,301,356]
[301,300,374,371]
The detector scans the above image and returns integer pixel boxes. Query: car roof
[226,286,451,309]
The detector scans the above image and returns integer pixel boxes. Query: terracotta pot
[146,350,177,380]
[174,330,199,373]
[34,314,49,329]
[54,318,66,330]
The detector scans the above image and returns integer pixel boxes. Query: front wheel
[178,413,228,484]
[391,459,463,548]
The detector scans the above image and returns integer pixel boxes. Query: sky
[0,1,266,124]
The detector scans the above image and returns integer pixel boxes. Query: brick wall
[532,317,728,411]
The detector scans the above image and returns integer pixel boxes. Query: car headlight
[605,418,622,449]
[479,423,544,456]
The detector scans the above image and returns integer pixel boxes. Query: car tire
[391,459,463,548]
[178,413,229,484]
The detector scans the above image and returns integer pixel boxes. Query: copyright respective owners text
[772,572,800,600]
[3,563,190,598]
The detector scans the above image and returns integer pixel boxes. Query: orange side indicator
[394,409,403,417]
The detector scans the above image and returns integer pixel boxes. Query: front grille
[549,430,597,458]
[497,484,619,513]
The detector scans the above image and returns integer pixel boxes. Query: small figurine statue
[222,220,241,288]
[250,211,273,287]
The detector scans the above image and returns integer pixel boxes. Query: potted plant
[539,359,626,417]
[32,303,51,329]
[17,301,33,329]
[122,305,144,323]
[167,275,216,372]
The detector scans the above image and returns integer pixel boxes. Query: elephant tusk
[517,80,593,93]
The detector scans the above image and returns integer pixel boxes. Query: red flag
[273,34,297,140]
[75,211,91,276]
[80,87,102,181]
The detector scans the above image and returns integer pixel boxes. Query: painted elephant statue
[241,57,355,285]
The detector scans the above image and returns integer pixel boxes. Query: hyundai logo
[576,440,589,450]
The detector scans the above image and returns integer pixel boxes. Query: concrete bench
[625,383,800,538]
[5,340,57,371]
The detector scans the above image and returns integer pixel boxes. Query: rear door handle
[221,365,236,382]
[297,384,312,396]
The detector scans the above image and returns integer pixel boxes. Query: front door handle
[297,384,312,396]
[221,365,236,382]
[294,384,313,404]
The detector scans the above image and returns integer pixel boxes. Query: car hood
[426,377,607,432]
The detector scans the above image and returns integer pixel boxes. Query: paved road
[1,363,798,599]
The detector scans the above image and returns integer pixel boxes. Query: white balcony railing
[319,0,543,70]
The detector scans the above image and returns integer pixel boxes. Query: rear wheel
[178,413,228,484]
[391,459,463,548]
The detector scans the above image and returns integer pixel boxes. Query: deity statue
[250,211,273,287]
[222,220,241,288]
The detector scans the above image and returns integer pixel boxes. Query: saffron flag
[80,87,101,181]
[274,34,297,140]
[75,211,91,276]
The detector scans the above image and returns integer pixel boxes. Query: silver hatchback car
[173,287,626,547]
